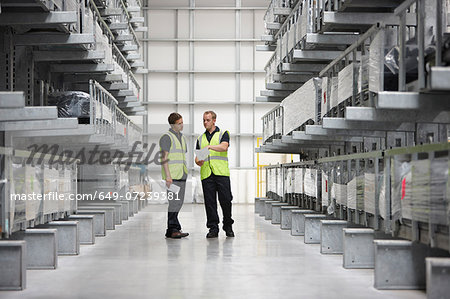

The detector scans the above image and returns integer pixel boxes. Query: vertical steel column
[252,8,256,167]
[347,159,351,221]
[374,157,380,230]
[360,41,366,107]
[435,0,443,67]
[363,158,369,226]
[428,151,437,247]
[331,161,337,217]
[175,8,179,112]
[265,166,268,197]
[355,158,360,224]
[417,0,425,89]
[235,0,241,168]
[143,0,149,145]
[0,148,12,238]
[89,80,95,132]
[384,156,391,234]
[340,160,344,219]
[0,148,6,239]
[411,152,420,241]
[399,12,406,92]
[352,49,357,106]
[189,0,195,170]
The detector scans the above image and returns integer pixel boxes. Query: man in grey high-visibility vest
[160,112,189,239]
[195,111,234,238]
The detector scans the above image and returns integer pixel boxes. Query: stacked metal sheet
[282,78,321,135]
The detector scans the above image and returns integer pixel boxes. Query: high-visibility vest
[198,130,230,180]
[160,131,187,180]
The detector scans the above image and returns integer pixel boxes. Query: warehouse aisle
[0,204,425,299]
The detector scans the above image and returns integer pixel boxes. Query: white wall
[145,0,279,199]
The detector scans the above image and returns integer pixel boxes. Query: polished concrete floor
[1,204,426,299]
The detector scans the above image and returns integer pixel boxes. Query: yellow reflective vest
[160,131,187,180]
[198,130,230,180]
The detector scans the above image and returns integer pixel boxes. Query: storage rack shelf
[263,142,450,252]
[259,0,418,103]
[257,0,450,292]
[0,0,146,116]
[0,0,149,244]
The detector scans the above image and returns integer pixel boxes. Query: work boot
[166,231,189,239]
[224,228,235,237]
[206,230,219,238]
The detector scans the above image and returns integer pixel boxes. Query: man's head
[168,112,183,132]
[203,111,216,131]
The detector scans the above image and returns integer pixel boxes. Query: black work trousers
[201,173,234,232]
[166,180,186,235]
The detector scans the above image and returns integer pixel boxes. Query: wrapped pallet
[430,157,448,225]
[287,29,295,55]
[291,168,297,194]
[368,29,384,93]
[392,160,412,221]
[27,165,42,221]
[283,168,289,195]
[294,168,304,194]
[298,2,312,42]
[286,168,294,195]
[356,175,365,211]
[63,168,73,212]
[47,91,91,120]
[332,183,347,206]
[329,77,339,109]
[267,168,274,195]
[11,163,27,226]
[347,177,357,210]
[277,38,282,64]
[338,63,360,105]
[411,159,431,223]
[43,166,59,216]
[288,23,298,55]
[263,117,272,143]
[116,118,127,137]
[358,55,369,94]
[304,168,317,198]
[57,168,65,213]
[369,28,397,93]
[268,54,279,83]
[281,30,289,61]
[321,171,329,206]
[282,78,321,135]
[275,111,283,138]
[291,168,296,194]
[269,168,276,197]
[347,175,364,210]
[379,173,386,219]
[277,168,283,198]
[321,77,329,118]
[120,169,129,191]
[364,173,376,215]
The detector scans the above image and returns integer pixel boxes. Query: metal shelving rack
[0,146,79,239]
[0,0,150,242]
[257,0,450,292]
[0,0,146,115]
[257,0,413,103]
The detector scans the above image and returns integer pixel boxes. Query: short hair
[168,112,182,124]
[204,111,216,120]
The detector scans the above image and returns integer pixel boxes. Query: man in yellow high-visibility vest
[195,111,234,238]
[160,112,189,239]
